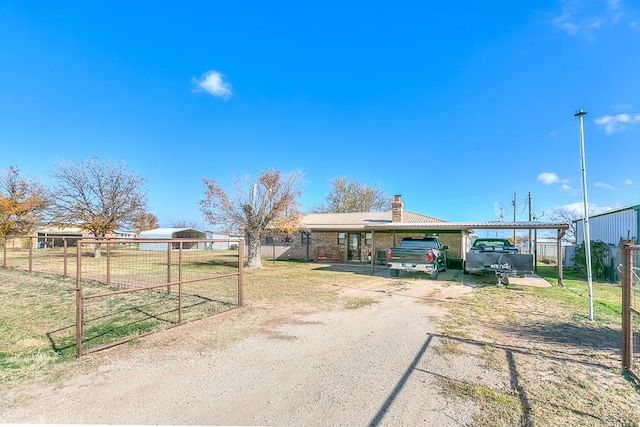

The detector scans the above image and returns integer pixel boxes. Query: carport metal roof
[367,220,568,231]
[365,220,569,286]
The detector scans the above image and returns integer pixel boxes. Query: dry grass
[0,259,381,385]
[435,267,640,427]
[1,260,639,426]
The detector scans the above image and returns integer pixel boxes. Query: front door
[347,233,360,261]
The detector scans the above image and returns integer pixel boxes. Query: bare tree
[0,166,48,235]
[172,220,198,229]
[312,177,392,213]
[199,169,303,269]
[47,158,149,256]
[549,206,584,243]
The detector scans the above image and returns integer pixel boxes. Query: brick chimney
[392,194,403,222]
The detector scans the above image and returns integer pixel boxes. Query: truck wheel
[430,270,439,280]
[390,269,399,277]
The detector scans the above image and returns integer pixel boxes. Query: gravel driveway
[1,279,501,426]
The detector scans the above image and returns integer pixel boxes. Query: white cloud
[191,70,232,99]
[624,178,634,185]
[538,172,560,184]
[554,201,613,216]
[551,0,633,38]
[594,113,640,133]
[539,171,576,193]
[549,130,558,137]
[594,181,615,189]
[611,103,632,110]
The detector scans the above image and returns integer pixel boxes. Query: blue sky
[1,0,639,228]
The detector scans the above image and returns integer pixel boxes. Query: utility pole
[513,192,517,243]
[528,192,532,255]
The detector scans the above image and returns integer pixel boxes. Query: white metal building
[205,230,244,250]
[575,204,639,246]
[138,228,206,250]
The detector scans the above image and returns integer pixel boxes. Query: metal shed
[575,204,639,247]
[138,228,206,251]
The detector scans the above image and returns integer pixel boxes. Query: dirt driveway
[0,275,501,426]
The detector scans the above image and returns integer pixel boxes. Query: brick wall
[260,230,466,262]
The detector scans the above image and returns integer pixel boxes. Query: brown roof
[300,210,445,231]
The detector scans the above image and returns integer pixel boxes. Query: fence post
[621,243,632,371]
[238,239,244,307]
[106,239,111,287]
[75,241,84,358]
[63,238,68,278]
[2,236,6,269]
[166,241,172,294]
[178,241,183,324]
[28,236,33,272]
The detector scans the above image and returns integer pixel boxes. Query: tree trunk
[93,233,104,258]
[246,229,263,269]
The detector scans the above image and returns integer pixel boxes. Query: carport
[366,221,569,285]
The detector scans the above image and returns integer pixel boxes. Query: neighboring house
[138,228,206,250]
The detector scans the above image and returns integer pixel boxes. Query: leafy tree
[199,169,303,269]
[47,158,149,256]
[312,177,392,213]
[0,166,48,235]
[131,211,159,234]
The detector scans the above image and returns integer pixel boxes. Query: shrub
[571,240,614,280]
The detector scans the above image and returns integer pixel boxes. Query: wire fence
[2,235,244,357]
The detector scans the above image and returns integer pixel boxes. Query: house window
[338,233,346,245]
[365,232,372,245]
[266,233,274,244]
[301,232,309,244]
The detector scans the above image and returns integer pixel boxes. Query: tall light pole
[575,109,594,321]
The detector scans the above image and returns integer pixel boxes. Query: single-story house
[261,195,569,280]
[138,228,206,250]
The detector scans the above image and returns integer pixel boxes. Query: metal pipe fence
[620,244,640,383]
[2,235,244,357]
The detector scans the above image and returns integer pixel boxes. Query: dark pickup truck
[464,238,533,285]
[386,236,448,279]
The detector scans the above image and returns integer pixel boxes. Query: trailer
[464,238,534,285]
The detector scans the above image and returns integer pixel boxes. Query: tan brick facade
[261,229,466,264]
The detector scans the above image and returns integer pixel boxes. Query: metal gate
[620,244,640,383]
